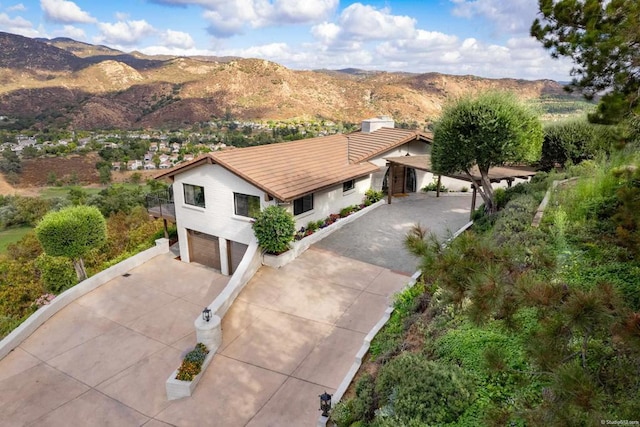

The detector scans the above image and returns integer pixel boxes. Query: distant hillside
[0,31,578,130]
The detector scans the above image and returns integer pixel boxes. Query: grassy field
[37,186,104,199]
[36,183,153,199]
[0,226,33,253]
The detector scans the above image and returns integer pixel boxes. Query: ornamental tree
[35,205,107,281]
[431,92,543,214]
[531,0,640,123]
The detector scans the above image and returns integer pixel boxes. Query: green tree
[98,164,111,184]
[531,0,640,123]
[0,149,21,174]
[431,92,543,213]
[35,205,107,281]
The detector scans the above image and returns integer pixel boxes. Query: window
[184,184,205,208]
[293,194,313,215]
[343,179,355,192]
[234,193,261,218]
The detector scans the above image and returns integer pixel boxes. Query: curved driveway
[316,192,475,274]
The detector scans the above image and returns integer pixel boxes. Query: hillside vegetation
[0,32,583,130]
[332,141,640,425]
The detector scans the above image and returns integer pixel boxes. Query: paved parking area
[0,252,229,427]
[0,247,408,426]
[315,192,475,274]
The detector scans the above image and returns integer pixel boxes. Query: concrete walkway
[315,192,475,273]
[0,247,408,426]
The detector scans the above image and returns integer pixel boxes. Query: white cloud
[7,3,26,12]
[40,0,97,24]
[151,0,337,37]
[203,8,248,38]
[95,20,155,46]
[0,12,41,37]
[162,29,195,49]
[338,3,416,41]
[53,24,86,40]
[450,0,538,34]
[115,12,129,21]
[311,22,340,45]
[272,0,338,24]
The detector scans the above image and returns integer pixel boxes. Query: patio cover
[384,154,538,217]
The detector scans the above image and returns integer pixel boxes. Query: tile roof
[157,128,429,201]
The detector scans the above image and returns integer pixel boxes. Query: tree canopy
[35,205,107,280]
[431,91,542,213]
[531,0,640,123]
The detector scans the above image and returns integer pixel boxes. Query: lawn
[0,226,33,253]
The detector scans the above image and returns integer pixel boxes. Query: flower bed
[294,204,366,241]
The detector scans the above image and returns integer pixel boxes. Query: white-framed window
[234,193,261,218]
[293,194,313,215]
[184,184,205,208]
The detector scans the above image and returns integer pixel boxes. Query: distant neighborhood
[0,118,371,171]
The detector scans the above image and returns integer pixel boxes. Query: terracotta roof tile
[157,128,428,201]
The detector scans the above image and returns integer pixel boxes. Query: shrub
[175,343,209,381]
[375,353,475,425]
[339,205,355,217]
[252,205,295,254]
[35,254,77,294]
[364,189,384,205]
[421,179,448,193]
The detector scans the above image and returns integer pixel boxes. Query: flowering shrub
[175,343,209,381]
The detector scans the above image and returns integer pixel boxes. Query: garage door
[228,241,248,274]
[187,229,221,270]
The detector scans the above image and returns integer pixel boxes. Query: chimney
[361,115,394,133]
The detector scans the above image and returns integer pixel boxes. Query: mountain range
[0,31,572,130]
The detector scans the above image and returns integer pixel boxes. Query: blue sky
[0,0,574,81]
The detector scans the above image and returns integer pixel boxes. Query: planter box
[165,350,214,401]
[262,199,386,268]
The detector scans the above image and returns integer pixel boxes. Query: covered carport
[385,155,537,218]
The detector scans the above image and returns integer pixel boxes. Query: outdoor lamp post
[202,307,212,322]
[319,391,332,417]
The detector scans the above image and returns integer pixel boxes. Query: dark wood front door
[392,165,406,195]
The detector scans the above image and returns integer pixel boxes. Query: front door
[392,165,406,195]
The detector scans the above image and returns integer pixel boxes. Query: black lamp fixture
[202,307,212,322]
[319,391,332,417]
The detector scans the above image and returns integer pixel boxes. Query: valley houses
[154,117,433,274]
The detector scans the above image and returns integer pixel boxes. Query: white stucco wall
[172,163,273,265]
[369,140,432,191]
[285,176,371,230]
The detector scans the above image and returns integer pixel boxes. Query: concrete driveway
[315,192,475,274]
[0,194,467,426]
[0,247,408,426]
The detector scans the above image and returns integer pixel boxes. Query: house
[154,117,433,275]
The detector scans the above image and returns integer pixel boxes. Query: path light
[202,307,212,322]
[319,391,332,417]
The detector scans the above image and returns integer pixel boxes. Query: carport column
[219,237,229,276]
[194,314,222,353]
